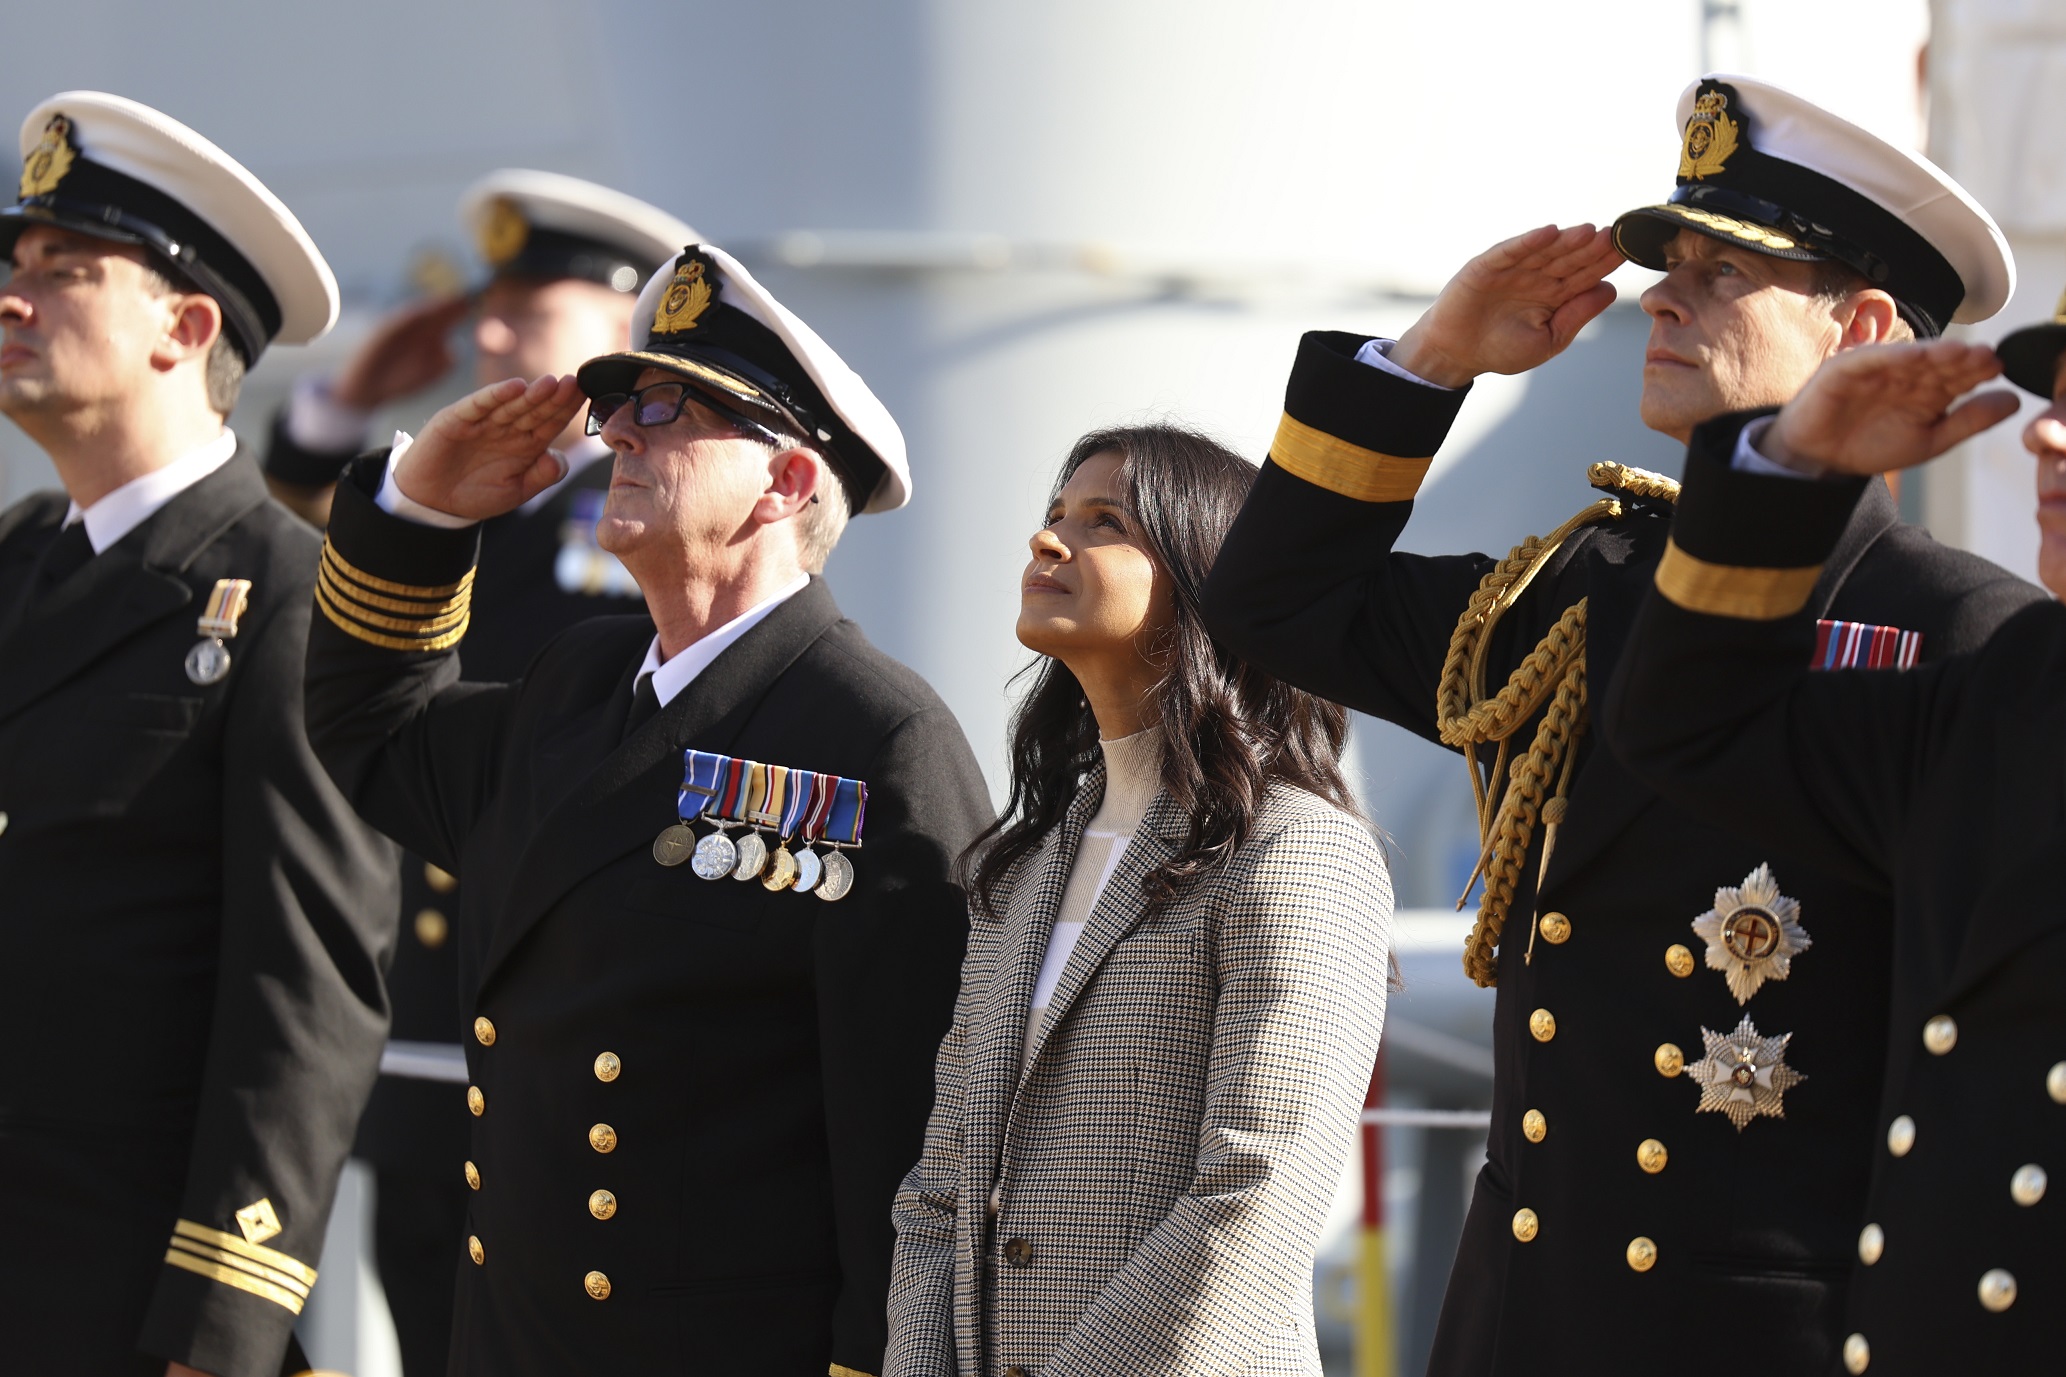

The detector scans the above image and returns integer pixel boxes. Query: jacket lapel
[962,764,1102,1188]
[0,453,265,726]
[475,578,843,990]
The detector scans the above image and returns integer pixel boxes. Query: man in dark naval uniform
[1609,330,2065,1373]
[0,92,396,1377]
[261,169,694,1377]
[1200,75,2042,1376]
[304,243,991,1376]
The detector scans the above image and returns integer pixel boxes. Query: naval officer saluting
[263,170,695,1377]
[303,243,991,1376]
[0,93,397,1377]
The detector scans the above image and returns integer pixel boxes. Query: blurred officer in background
[1201,75,2042,1376]
[0,92,396,1377]
[1608,326,2064,1373]
[261,171,694,1377]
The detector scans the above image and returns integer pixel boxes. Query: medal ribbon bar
[676,749,729,819]
[823,777,868,847]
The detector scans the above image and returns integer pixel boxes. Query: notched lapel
[477,579,844,990]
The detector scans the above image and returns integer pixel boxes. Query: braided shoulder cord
[1434,462,1679,987]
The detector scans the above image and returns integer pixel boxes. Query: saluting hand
[1762,340,2022,477]
[330,294,471,411]
[389,375,587,521]
[1390,224,1624,388]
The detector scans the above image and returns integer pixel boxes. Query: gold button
[2011,1164,2047,1207]
[1521,1109,1547,1143]
[1664,944,1695,978]
[588,1122,617,1154]
[1886,1114,1915,1157]
[1843,1333,1870,1374]
[1636,1138,1667,1174]
[464,1160,480,1191]
[584,1270,611,1300]
[594,1051,621,1083]
[424,861,458,893]
[1978,1268,2017,1312]
[468,1235,484,1265]
[589,1189,617,1221]
[474,1016,496,1046]
[1625,1236,1657,1272]
[2048,1061,2066,1104]
[1537,911,1571,945]
[1922,1015,1958,1055]
[1857,1223,1884,1265]
[467,1085,485,1117]
[1529,1009,1556,1042]
[414,908,449,948]
[1511,1207,1539,1242]
[1654,1042,1684,1078]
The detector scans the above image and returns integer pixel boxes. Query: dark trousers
[369,1163,469,1377]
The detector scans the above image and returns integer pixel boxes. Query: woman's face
[1017,450,1176,667]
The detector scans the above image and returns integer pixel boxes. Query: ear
[1833,288,1903,349]
[752,444,822,528]
[152,292,224,372]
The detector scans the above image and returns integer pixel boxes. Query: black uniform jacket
[360,453,647,1179]
[0,450,397,1377]
[1607,415,2066,1377]
[1197,333,2041,1377]
[304,460,991,1377]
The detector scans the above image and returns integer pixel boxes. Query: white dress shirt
[63,429,238,553]
[632,573,810,708]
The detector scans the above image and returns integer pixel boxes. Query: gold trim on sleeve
[319,540,475,600]
[171,1219,319,1286]
[1269,411,1434,503]
[316,580,472,652]
[315,537,475,652]
[317,572,471,635]
[828,1366,879,1377]
[167,1237,314,1300]
[1654,538,1822,620]
[162,1250,310,1314]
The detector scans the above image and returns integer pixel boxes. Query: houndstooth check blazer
[886,766,1393,1377]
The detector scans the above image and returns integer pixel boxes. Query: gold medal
[792,847,823,894]
[652,823,698,867]
[690,828,739,880]
[762,846,800,892]
[731,830,769,880]
[815,849,855,902]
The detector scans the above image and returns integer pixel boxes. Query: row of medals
[652,818,855,901]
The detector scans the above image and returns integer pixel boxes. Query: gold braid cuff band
[1436,467,1679,987]
[1270,412,1434,503]
[1654,538,1822,620]
[828,1367,879,1377]
[317,537,474,652]
[163,1219,317,1314]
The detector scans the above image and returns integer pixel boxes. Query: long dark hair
[965,423,1358,918]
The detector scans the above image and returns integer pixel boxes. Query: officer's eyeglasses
[585,380,789,448]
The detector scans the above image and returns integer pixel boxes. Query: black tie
[34,521,94,597]
[624,672,661,742]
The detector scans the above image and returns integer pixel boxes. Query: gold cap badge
[1679,87,1741,181]
[479,197,529,267]
[20,114,76,199]
[652,251,715,335]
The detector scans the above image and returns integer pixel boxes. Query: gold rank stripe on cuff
[1269,411,1434,504]
[316,537,474,652]
[1654,537,1823,620]
[163,1220,317,1314]
[827,1366,879,1377]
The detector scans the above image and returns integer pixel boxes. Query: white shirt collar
[635,573,811,708]
[64,430,238,554]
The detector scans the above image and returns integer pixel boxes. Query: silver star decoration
[1691,863,1810,1003]
[1688,1014,1805,1132]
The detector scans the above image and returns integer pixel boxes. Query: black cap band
[2,153,280,363]
[489,225,654,294]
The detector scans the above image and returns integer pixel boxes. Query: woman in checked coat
[887,425,1394,1376]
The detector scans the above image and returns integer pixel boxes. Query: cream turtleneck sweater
[1019,724,1165,1074]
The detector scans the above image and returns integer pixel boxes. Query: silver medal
[690,829,740,880]
[652,823,699,867]
[815,849,855,902]
[793,847,823,894]
[185,638,232,686]
[731,830,769,881]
